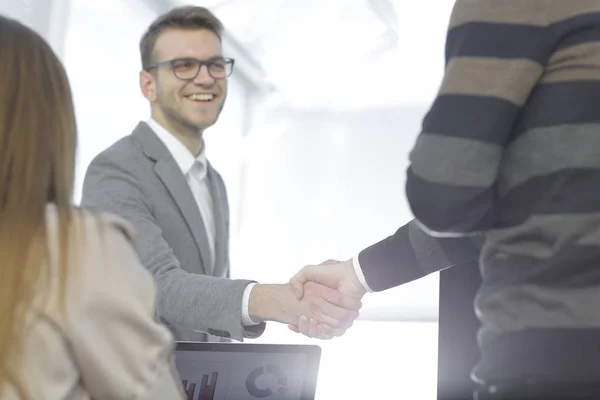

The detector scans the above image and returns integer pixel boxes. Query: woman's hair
[0,15,77,397]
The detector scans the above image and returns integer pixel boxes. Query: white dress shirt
[353,255,374,293]
[147,119,258,326]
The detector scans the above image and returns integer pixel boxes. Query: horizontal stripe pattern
[406,168,496,234]
[441,57,544,105]
[449,0,600,30]
[423,95,521,144]
[495,170,600,227]
[543,41,600,83]
[447,0,549,29]
[404,0,600,382]
[446,23,549,63]
[483,244,600,289]
[473,328,600,383]
[410,134,502,187]
[477,284,600,333]
[481,213,600,281]
[511,81,600,137]
[547,4,600,27]
[499,123,600,195]
[554,15,600,50]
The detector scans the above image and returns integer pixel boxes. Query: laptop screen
[174,342,321,400]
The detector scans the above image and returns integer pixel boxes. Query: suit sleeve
[358,220,481,291]
[81,153,265,341]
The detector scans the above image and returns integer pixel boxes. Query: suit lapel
[206,163,227,277]
[154,160,213,273]
[132,122,213,274]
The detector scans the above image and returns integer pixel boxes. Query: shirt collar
[146,118,207,178]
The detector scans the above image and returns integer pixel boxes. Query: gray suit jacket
[81,121,266,342]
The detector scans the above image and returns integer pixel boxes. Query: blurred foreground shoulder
[46,205,181,398]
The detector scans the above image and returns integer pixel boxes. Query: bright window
[253,320,438,400]
[62,0,158,203]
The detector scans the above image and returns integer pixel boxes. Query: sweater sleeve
[405,0,551,237]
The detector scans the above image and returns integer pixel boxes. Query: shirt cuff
[352,254,374,293]
[241,282,260,326]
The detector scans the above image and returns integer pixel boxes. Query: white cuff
[241,282,260,326]
[352,255,374,293]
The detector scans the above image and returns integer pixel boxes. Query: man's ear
[139,70,157,101]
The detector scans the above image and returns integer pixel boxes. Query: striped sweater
[360,0,600,385]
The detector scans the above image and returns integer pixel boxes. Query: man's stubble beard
[158,92,226,139]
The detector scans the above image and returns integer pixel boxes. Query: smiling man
[80,6,361,343]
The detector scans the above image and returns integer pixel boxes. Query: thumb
[289,267,310,299]
[292,264,342,291]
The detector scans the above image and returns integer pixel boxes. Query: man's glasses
[147,57,235,80]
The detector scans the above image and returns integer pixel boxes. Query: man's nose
[193,64,214,85]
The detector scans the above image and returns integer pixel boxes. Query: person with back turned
[291,1,600,399]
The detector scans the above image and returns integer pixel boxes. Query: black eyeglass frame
[146,57,235,80]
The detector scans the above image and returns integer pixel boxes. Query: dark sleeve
[358,220,481,292]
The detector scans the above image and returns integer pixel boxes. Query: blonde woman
[0,16,183,400]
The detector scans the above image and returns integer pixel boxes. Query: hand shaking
[288,259,367,339]
[247,278,361,339]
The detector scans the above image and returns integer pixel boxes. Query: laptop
[174,342,321,400]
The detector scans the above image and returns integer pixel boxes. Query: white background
[2,0,456,398]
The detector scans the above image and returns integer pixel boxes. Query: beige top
[2,205,184,399]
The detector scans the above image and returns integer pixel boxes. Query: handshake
[248,259,367,340]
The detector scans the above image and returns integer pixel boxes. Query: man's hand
[290,259,367,300]
[288,259,367,338]
[247,281,361,339]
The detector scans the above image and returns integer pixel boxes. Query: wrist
[340,257,370,298]
[242,283,260,326]
[344,258,369,296]
[248,283,294,323]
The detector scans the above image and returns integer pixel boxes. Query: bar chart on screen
[177,360,232,400]
[182,372,219,400]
